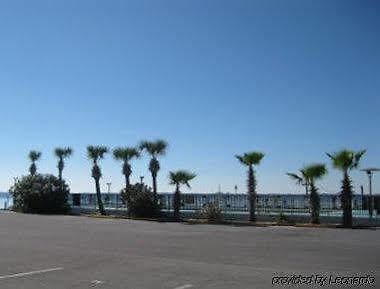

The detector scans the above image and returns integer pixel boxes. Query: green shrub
[200,202,223,222]
[10,174,70,214]
[121,183,161,218]
[277,212,291,224]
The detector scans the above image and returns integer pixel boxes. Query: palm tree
[113,147,140,189]
[327,149,366,228]
[235,151,265,222]
[54,147,73,182]
[28,150,42,176]
[139,139,168,194]
[302,164,327,224]
[113,147,140,217]
[169,170,196,221]
[87,145,109,215]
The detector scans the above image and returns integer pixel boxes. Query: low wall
[70,207,380,226]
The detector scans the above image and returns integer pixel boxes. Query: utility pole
[106,182,111,207]
[106,182,111,194]
[360,185,364,210]
[361,168,380,225]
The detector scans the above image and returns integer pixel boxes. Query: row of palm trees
[26,143,367,227]
[26,140,196,219]
[236,149,366,228]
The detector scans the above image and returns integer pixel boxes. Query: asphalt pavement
[0,212,378,288]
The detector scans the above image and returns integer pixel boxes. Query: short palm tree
[302,164,327,224]
[54,147,73,182]
[28,150,41,176]
[113,146,140,189]
[169,170,196,221]
[235,151,264,222]
[87,145,109,215]
[327,149,366,228]
[139,139,168,194]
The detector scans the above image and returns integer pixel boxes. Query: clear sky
[0,0,379,195]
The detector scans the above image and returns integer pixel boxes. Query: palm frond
[28,150,42,162]
[139,139,168,156]
[286,172,303,184]
[326,152,335,161]
[235,151,265,166]
[169,170,196,187]
[55,147,73,158]
[303,163,327,181]
[87,145,109,161]
[113,147,140,161]
[353,149,366,168]
[327,149,365,171]
[153,139,168,155]
[235,155,248,166]
[139,140,156,155]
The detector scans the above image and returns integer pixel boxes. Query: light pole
[106,182,111,207]
[361,168,380,224]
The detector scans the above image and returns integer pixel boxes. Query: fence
[69,192,380,222]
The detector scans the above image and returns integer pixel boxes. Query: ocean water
[0,192,12,209]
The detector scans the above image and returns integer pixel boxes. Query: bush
[200,202,223,222]
[121,183,161,218]
[10,174,70,214]
[277,212,292,224]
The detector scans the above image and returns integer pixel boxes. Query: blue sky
[0,0,379,195]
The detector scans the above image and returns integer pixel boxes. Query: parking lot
[0,212,378,288]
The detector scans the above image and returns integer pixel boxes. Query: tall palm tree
[235,151,265,222]
[113,147,140,217]
[169,170,196,221]
[302,164,327,224]
[327,149,366,228]
[28,150,42,176]
[54,147,73,182]
[139,139,168,194]
[87,145,109,215]
[113,146,140,189]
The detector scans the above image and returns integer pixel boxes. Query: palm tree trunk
[173,184,180,221]
[125,175,130,189]
[58,170,62,182]
[58,168,64,197]
[123,161,131,189]
[30,163,37,176]
[248,165,256,222]
[152,173,157,195]
[309,182,320,224]
[124,174,131,217]
[95,178,106,215]
[341,172,353,228]
[305,184,310,214]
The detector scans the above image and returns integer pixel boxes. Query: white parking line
[174,285,194,289]
[0,267,63,280]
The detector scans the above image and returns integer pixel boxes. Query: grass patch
[81,213,377,229]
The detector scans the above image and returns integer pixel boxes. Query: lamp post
[361,168,380,224]
[106,182,111,208]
